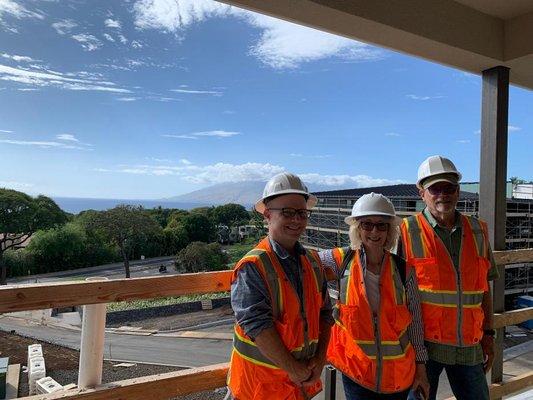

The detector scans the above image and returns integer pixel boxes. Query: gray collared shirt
[231,237,333,340]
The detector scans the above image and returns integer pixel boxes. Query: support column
[78,277,108,389]
[479,66,509,388]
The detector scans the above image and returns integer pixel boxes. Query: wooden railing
[1,248,532,399]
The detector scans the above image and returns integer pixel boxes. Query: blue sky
[0,0,531,199]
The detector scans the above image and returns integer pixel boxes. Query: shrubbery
[175,242,229,273]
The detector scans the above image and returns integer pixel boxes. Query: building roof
[312,183,479,200]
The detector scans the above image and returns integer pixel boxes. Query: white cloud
[406,94,444,101]
[1,52,37,62]
[101,160,402,187]
[0,0,44,22]
[116,97,139,102]
[56,133,78,142]
[132,0,385,69]
[163,134,197,140]
[299,173,403,187]
[0,129,12,133]
[52,19,77,35]
[179,158,192,165]
[0,180,34,189]
[289,153,331,159]
[18,87,39,91]
[104,18,121,29]
[71,34,103,51]
[457,139,470,144]
[475,125,521,135]
[103,33,115,42]
[118,34,128,44]
[385,132,401,137]
[163,130,240,139]
[0,139,89,150]
[0,63,131,93]
[171,88,222,95]
[131,40,143,49]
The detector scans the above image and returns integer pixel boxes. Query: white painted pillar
[78,277,108,389]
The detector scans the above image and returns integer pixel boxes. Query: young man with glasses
[398,155,498,400]
[226,172,333,400]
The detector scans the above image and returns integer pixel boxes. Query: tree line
[0,188,263,284]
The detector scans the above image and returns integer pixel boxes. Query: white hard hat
[255,172,317,214]
[417,155,462,189]
[344,192,400,225]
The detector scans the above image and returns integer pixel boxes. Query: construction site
[302,183,533,309]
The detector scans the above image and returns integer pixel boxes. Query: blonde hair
[348,218,400,252]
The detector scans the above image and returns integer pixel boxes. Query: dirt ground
[0,331,225,399]
[111,304,235,331]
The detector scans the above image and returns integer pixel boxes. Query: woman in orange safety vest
[319,193,430,400]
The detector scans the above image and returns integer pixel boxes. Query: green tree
[162,226,189,255]
[0,189,67,284]
[250,210,267,238]
[89,205,162,278]
[181,213,215,243]
[27,223,88,273]
[175,241,229,273]
[212,203,250,227]
[166,209,189,229]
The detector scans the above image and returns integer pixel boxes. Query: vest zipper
[432,228,464,346]
[373,312,382,392]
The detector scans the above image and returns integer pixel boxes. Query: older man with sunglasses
[398,155,499,400]
[226,172,333,400]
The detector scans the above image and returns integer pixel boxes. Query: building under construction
[301,183,533,307]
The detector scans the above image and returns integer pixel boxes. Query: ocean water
[52,197,209,214]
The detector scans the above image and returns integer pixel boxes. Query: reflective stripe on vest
[464,216,487,258]
[419,289,484,308]
[338,253,404,306]
[243,248,283,320]
[404,216,429,258]
[307,249,324,294]
[233,330,320,368]
[334,316,411,360]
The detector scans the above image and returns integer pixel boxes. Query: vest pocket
[413,257,439,288]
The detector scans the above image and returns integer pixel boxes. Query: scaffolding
[302,191,533,300]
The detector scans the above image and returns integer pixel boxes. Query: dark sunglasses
[359,221,390,232]
[427,184,458,195]
[268,207,312,219]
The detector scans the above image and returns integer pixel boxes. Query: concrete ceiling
[219,0,533,90]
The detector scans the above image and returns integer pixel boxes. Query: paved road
[7,256,176,285]
[0,316,232,368]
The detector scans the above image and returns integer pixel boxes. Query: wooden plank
[19,363,229,400]
[443,371,533,400]
[5,364,20,400]
[0,271,232,313]
[493,249,533,266]
[493,307,533,329]
[490,372,533,399]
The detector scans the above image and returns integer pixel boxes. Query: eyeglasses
[268,208,312,219]
[359,221,390,232]
[427,184,458,195]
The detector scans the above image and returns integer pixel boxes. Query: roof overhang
[218,0,533,90]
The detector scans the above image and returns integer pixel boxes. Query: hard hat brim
[255,191,318,214]
[344,212,401,226]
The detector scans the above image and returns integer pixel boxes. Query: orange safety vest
[400,213,490,346]
[227,238,325,400]
[327,248,415,394]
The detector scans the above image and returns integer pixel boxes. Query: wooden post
[479,66,509,391]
